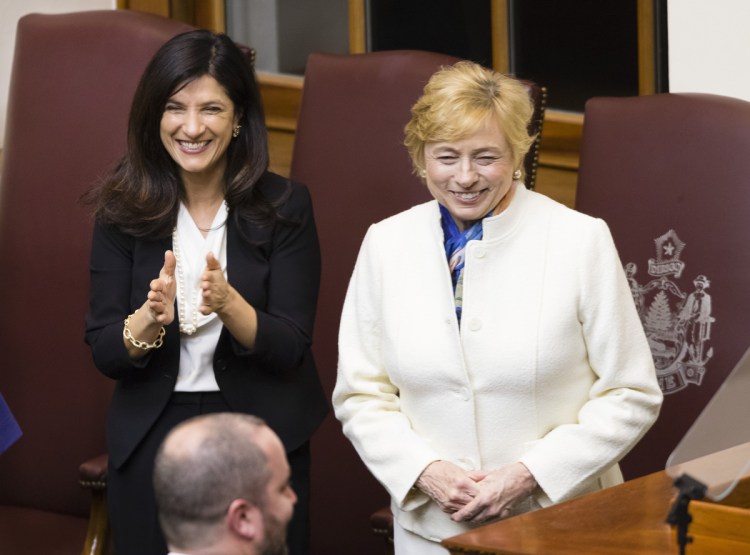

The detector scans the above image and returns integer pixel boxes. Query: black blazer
[85,173,329,469]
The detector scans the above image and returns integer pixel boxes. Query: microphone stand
[666,473,707,555]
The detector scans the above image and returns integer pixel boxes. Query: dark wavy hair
[84,29,283,239]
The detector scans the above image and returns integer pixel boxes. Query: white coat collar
[481,180,530,241]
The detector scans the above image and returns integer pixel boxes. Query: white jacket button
[468,318,482,331]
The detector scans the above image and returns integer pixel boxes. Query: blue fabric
[439,204,486,323]
[0,392,22,455]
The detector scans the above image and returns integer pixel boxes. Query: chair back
[0,9,193,521]
[575,93,750,479]
[290,49,545,554]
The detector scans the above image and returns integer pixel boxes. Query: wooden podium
[441,470,750,554]
[442,351,750,554]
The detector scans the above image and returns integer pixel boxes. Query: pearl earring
[232,125,241,138]
[513,169,522,180]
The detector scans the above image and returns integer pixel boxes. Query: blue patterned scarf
[439,204,487,323]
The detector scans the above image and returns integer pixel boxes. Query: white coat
[333,184,663,542]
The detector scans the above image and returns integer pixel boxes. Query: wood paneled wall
[258,73,303,180]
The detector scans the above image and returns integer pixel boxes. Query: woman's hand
[415,460,481,514]
[199,252,232,316]
[146,250,176,325]
[199,251,258,348]
[124,251,176,358]
[450,462,537,523]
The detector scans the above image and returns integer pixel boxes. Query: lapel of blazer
[225,216,251,301]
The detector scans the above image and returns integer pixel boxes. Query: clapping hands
[146,250,176,325]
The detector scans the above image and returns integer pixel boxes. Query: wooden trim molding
[118,0,225,32]
[491,0,510,74]
[538,109,583,170]
[637,0,656,95]
[348,0,367,53]
[118,0,168,17]
[258,72,304,132]
[195,0,225,33]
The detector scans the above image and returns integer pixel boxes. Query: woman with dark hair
[84,29,327,555]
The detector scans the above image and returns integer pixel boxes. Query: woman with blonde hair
[334,61,662,553]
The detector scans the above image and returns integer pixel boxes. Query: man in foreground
[153,413,296,555]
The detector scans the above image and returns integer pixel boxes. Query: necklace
[173,201,228,334]
[197,219,227,233]
[172,228,199,335]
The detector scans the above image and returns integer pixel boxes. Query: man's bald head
[153,413,272,550]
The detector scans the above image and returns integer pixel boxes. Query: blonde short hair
[404,61,535,179]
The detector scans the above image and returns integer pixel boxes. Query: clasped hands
[146,250,231,325]
[415,460,537,524]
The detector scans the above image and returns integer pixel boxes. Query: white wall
[0,0,114,149]
[668,0,750,101]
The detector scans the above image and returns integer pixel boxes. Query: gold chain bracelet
[123,310,165,350]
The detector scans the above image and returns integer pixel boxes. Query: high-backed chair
[575,93,750,481]
[290,50,546,555]
[0,10,195,554]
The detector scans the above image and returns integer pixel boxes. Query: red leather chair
[290,50,546,555]
[0,10,194,554]
[575,93,750,481]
